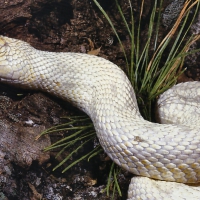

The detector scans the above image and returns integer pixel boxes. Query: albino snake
[0,36,200,199]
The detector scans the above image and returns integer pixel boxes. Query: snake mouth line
[0,77,24,85]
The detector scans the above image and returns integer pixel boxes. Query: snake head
[0,36,26,84]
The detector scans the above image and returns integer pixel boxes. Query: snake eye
[0,37,8,58]
[0,37,7,60]
[0,36,6,56]
[0,37,13,82]
[0,36,6,47]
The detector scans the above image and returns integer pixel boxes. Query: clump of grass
[94,0,200,120]
[37,115,102,172]
[38,0,200,198]
[103,162,122,198]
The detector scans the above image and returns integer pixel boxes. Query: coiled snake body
[0,36,200,199]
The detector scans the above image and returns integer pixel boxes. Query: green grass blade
[92,0,129,69]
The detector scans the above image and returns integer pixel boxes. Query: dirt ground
[0,0,199,199]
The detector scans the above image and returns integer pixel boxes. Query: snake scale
[0,36,200,199]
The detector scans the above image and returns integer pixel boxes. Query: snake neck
[0,36,140,117]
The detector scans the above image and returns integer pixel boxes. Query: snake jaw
[0,61,15,84]
[0,36,37,87]
[0,36,15,83]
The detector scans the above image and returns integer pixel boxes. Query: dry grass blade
[147,0,199,71]
[167,34,200,80]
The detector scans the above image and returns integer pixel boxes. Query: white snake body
[0,36,200,199]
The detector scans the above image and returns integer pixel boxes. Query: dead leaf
[87,38,95,50]
[87,47,101,55]
[28,182,43,200]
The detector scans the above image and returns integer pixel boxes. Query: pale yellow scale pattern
[0,36,200,199]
